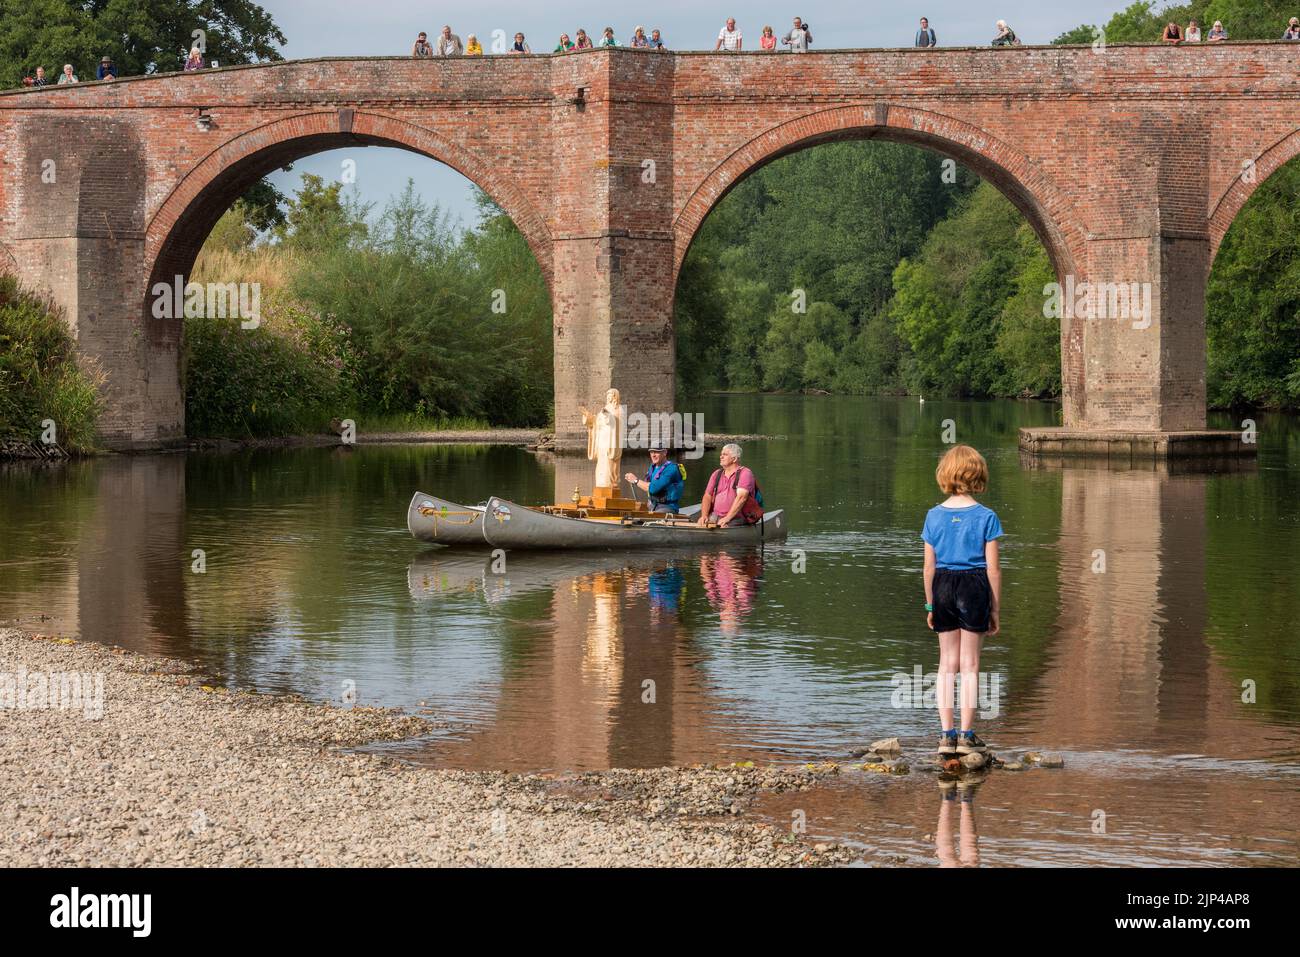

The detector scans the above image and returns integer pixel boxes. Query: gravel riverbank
[0,629,848,867]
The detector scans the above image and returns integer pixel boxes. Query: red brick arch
[143,109,554,301]
[1209,126,1300,265]
[672,104,1087,285]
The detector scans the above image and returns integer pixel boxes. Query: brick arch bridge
[0,44,1296,451]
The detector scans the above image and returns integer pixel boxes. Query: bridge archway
[673,104,1085,286]
[671,104,1088,412]
[1209,127,1300,266]
[143,110,554,311]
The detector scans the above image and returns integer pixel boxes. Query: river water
[3,396,1298,866]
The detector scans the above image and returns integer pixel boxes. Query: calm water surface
[3,396,1298,866]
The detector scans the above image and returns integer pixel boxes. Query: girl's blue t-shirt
[922,503,1004,570]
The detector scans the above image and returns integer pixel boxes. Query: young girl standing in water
[922,445,1003,756]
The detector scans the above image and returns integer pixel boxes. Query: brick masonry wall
[0,44,1296,447]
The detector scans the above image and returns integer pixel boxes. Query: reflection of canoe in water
[407,492,486,546]
[407,550,677,603]
[478,496,787,550]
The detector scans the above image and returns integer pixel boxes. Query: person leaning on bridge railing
[1285,18,1300,41]
[1162,22,1183,44]
[649,29,666,50]
[466,34,483,55]
[716,18,742,51]
[1206,20,1229,42]
[412,31,433,57]
[509,33,531,54]
[915,17,937,48]
[184,46,205,71]
[57,64,78,84]
[436,25,464,56]
[1185,19,1202,42]
[991,20,1020,46]
[782,17,812,52]
[760,25,777,50]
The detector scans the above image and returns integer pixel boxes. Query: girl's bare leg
[937,630,961,731]
[959,630,984,730]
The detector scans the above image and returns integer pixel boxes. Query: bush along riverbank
[0,628,850,867]
[0,275,102,456]
[184,178,554,441]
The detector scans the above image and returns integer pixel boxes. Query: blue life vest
[645,461,684,509]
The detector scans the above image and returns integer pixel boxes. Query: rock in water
[959,752,987,770]
[869,737,901,754]
[1000,761,1025,771]
[1038,753,1065,768]
[1023,751,1043,764]
[941,758,962,773]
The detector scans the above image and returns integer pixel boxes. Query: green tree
[1199,0,1297,37]
[0,0,285,87]
[273,174,370,252]
[1206,160,1300,408]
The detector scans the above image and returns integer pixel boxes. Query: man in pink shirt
[697,443,764,527]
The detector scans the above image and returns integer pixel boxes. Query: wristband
[925,603,933,612]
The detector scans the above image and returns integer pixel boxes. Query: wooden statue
[580,388,623,493]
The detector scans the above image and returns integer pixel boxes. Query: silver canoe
[406,492,487,546]
[479,496,787,550]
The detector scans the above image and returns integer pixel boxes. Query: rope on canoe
[417,507,481,535]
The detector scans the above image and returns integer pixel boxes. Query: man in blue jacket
[624,447,684,514]
[915,17,937,47]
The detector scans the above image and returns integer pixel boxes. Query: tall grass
[182,180,554,438]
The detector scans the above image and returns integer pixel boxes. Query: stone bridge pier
[2,43,1295,457]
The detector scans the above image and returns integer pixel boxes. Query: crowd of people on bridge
[14,13,1300,88]
[19,43,214,87]
[402,14,1300,58]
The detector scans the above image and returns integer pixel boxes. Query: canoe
[479,496,787,550]
[406,492,487,546]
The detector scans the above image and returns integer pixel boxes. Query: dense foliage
[1055,0,1297,43]
[185,178,553,437]
[0,274,102,450]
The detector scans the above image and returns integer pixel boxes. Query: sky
[262,0,1136,227]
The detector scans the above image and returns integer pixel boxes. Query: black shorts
[932,567,993,634]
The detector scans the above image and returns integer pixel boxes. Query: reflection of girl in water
[699,552,761,633]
